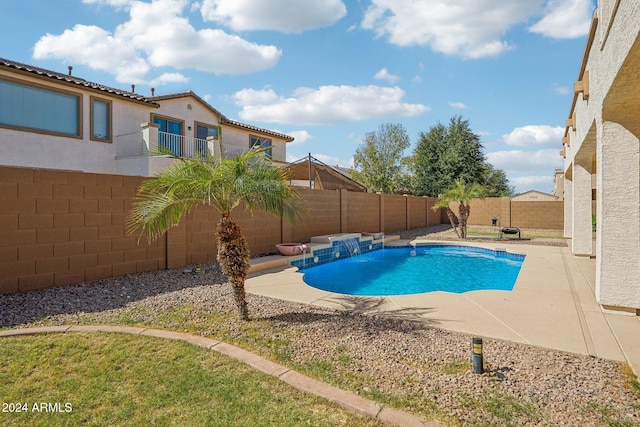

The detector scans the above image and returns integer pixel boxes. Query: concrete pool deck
[246,240,640,375]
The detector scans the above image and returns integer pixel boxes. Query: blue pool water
[300,245,525,296]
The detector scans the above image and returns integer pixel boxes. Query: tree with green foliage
[484,164,514,197]
[128,149,305,321]
[433,179,486,239]
[352,123,411,193]
[410,115,512,197]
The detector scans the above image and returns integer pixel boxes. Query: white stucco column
[571,163,593,256]
[141,122,160,153]
[596,120,640,310]
[564,176,573,238]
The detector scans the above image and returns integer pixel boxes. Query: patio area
[246,240,640,375]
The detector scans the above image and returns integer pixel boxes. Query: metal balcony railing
[158,131,248,159]
[116,129,249,160]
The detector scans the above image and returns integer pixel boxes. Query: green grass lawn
[0,333,387,427]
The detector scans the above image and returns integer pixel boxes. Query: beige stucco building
[0,58,293,177]
[562,1,640,314]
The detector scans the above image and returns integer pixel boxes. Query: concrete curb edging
[0,326,441,427]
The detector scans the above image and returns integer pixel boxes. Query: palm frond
[128,147,306,242]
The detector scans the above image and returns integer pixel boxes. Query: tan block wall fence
[451,198,565,230]
[0,166,563,294]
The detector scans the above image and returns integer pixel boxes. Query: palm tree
[128,148,304,321]
[433,179,486,239]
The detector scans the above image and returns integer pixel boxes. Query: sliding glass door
[154,117,182,156]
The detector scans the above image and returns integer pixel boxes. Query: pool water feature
[292,234,383,269]
[299,245,525,296]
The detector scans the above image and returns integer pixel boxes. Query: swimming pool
[299,245,525,296]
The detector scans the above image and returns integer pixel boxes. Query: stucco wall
[220,125,288,162]
[0,68,151,174]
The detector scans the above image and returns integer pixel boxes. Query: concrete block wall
[512,201,564,230]
[426,198,440,226]
[235,206,283,256]
[442,197,564,230]
[408,196,427,229]
[184,206,218,265]
[463,197,512,227]
[383,194,408,232]
[0,166,165,294]
[345,191,381,233]
[285,187,341,244]
[1,165,565,295]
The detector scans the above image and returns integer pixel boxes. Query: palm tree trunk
[445,207,461,238]
[458,202,470,239]
[216,213,251,321]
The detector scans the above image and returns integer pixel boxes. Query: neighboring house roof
[150,91,294,142]
[0,57,159,107]
[511,190,559,201]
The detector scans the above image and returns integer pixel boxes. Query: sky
[0,0,595,194]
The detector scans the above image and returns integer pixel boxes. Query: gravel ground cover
[1,226,638,426]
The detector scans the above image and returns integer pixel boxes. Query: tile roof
[0,58,293,142]
[0,57,159,106]
[150,91,294,142]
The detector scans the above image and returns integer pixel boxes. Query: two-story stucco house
[561,0,640,315]
[0,58,293,177]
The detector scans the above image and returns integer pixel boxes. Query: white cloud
[33,0,281,84]
[287,130,313,145]
[199,0,346,33]
[286,152,353,168]
[82,0,133,8]
[502,125,564,147]
[373,68,400,83]
[232,85,430,125]
[448,101,469,109]
[33,24,150,83]
[312,153,354,168]
[361,0,543,59]
[148,72,189,86]
[360,0,594,58]
[552,84,570,95]
[528,0,594,39]
[510,175,554,193]
[486,148,561,173]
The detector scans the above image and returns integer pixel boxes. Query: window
[0,78,80,137]
[153,116,183,156]
[196,124,219,157]
[250,136,272,158]
[91,97,111,142]
[196,124,219,140]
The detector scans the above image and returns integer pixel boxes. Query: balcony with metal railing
[114,122,250,176]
